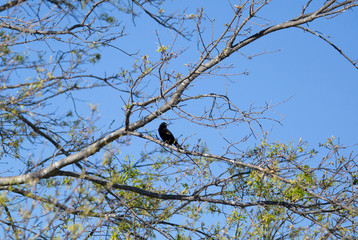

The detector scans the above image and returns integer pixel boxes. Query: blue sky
[80,1,358,157]
[2,1,357,238]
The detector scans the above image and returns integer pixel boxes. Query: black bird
[158,122,182,149]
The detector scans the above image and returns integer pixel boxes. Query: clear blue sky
[3,1,357,238]
[77,4,358,233]
[81,1,358,156]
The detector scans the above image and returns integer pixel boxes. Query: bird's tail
[174,141,183,150]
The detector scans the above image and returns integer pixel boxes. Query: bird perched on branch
[158,122,183,149]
